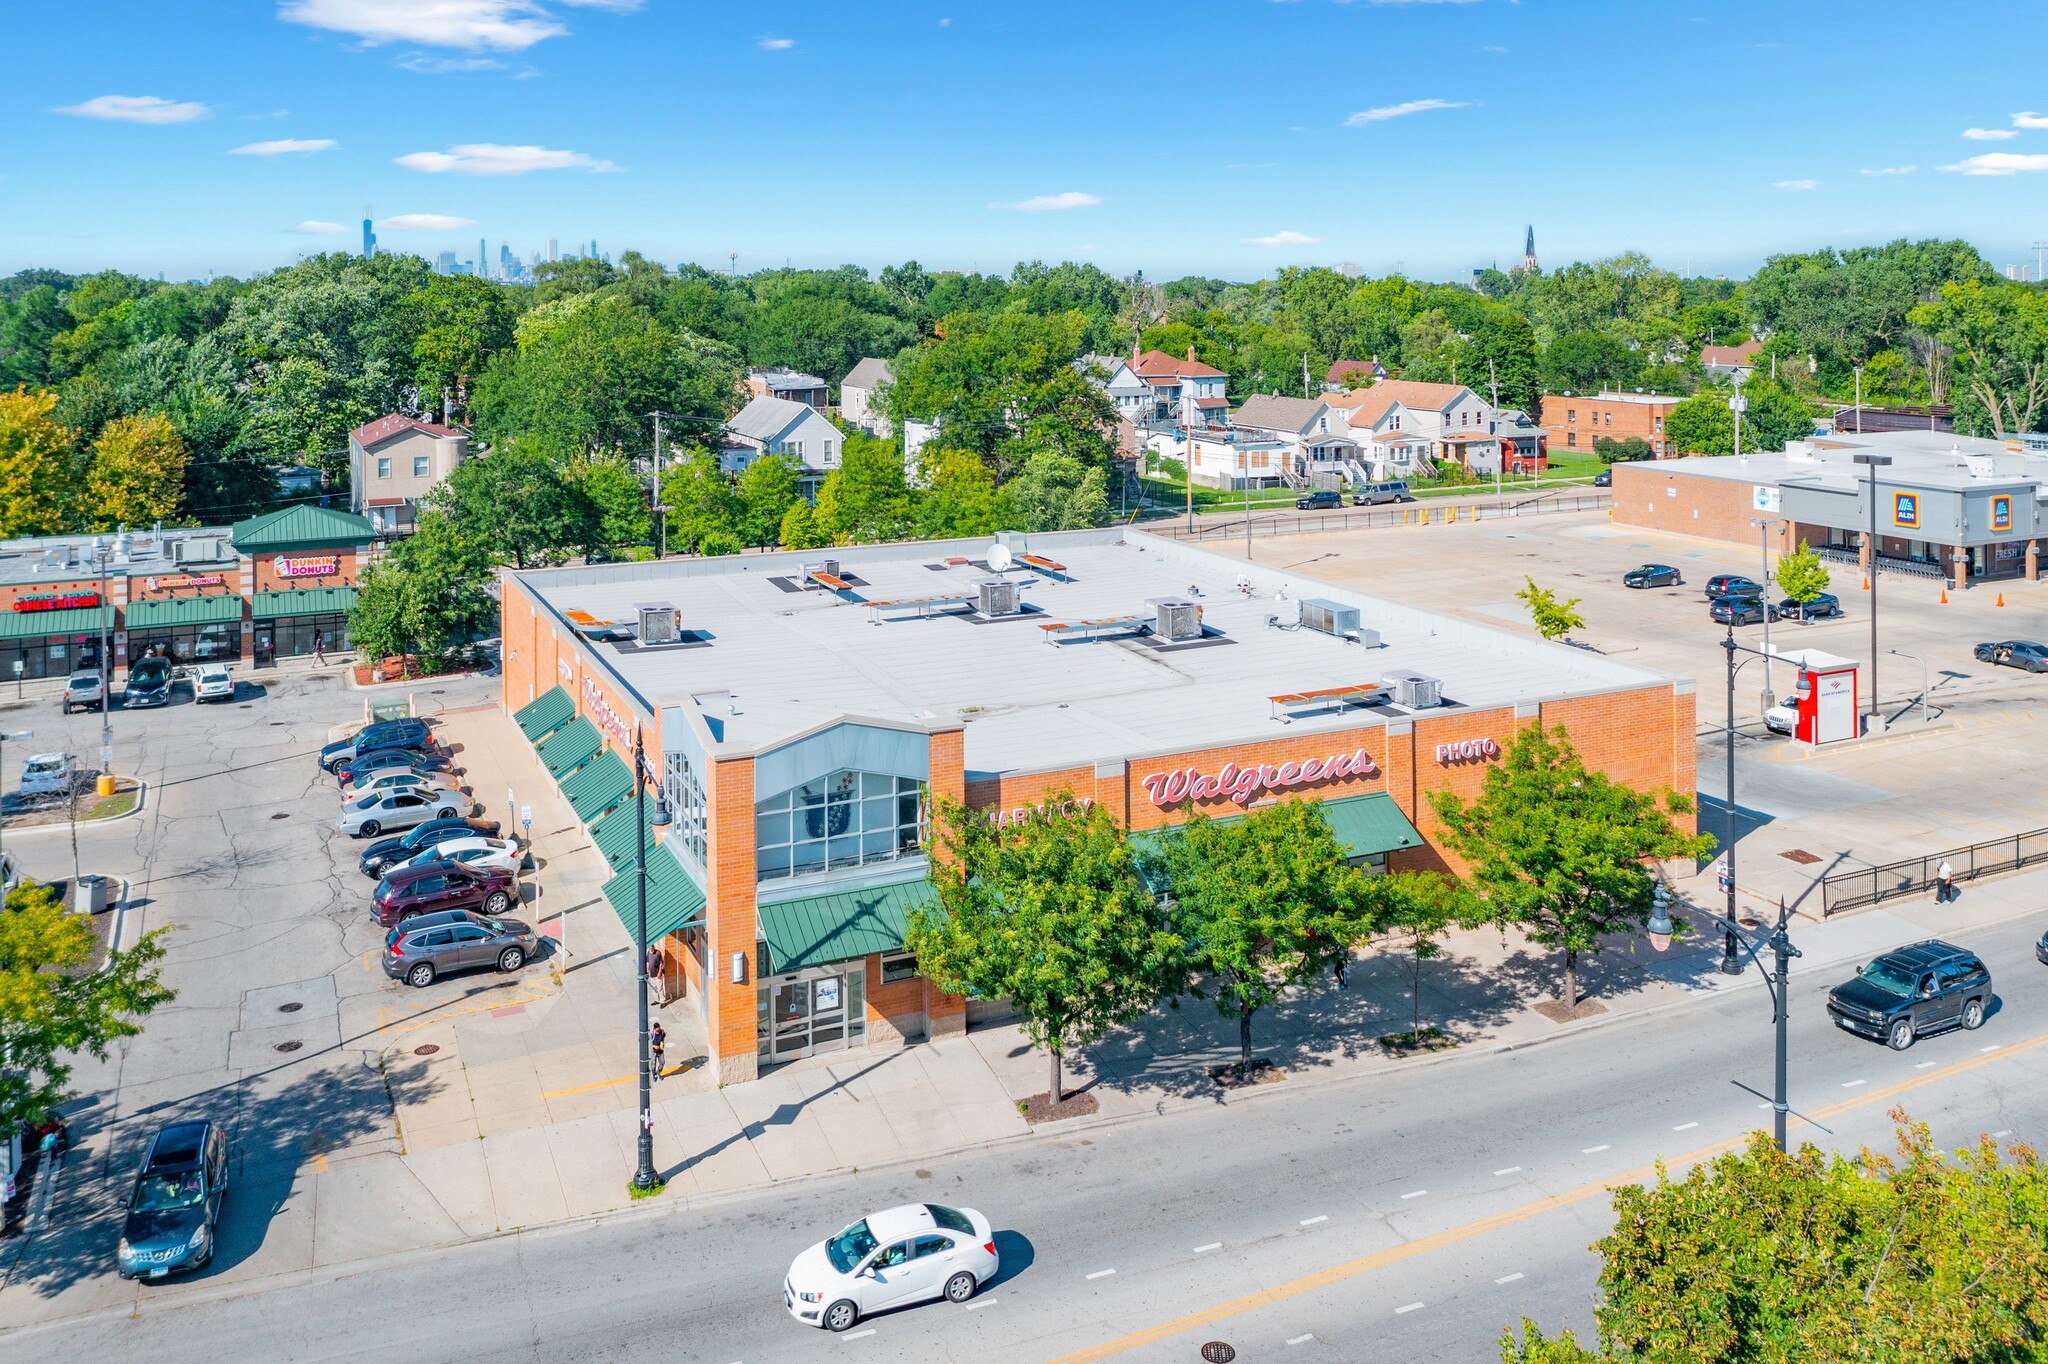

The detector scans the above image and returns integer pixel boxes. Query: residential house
[1322,358,1386,392]
[1129,347,1230,427]
[1699,340,1763,383]
[1328,380,1494,478]
[721,396,844,493]
[745,366,830,412]
[839,358,895,436]
[1078,353,1156,426]
[1541,390,1683,458]
[347,414,470,536]
[1142,427,1290,491]
[1230,394,1361,487]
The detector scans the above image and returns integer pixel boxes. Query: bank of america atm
[1769,647,1860,744]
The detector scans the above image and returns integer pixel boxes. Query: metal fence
[1815,545,1946,580]
[1820,827,2048,915]
[1147,491,1612,543]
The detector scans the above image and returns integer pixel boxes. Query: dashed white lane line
[1399,1190,1428,1200]
[1582,1144,1610,1154]
[965,1300,997,1311]
[1496,1273,1525,1285]
[1493,1166,1521,1177]
[1842,1079,1867,1089]
[1916,1061,1938,1069]
[1300,1215,1329,1226]
[1286,1335,1316,1346]
[1395,1302,1425,1315]
[1995,1129,2013,1138]
[1086,1269,1117,1280]
[843,1329,875,1340]
[1982,1044,2002,1053]
[1673,1121,1699,1131]
[1194,1242,1223,1254]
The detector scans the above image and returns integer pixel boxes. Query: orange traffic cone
[1940,587,1948,604]
[1862,573,1871,591]
[1998,593,2007,607]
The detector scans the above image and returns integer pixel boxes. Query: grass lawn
[82,785,140,821]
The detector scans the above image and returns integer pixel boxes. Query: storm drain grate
[413,1044,441,1057]
[1201,1345,1237,1364]
[278,1002,303,1014]
[274,1040,303,1054]
[1781,848,1823,865]
[271,812,290,820]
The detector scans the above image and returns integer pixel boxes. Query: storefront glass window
[130,624,240,664]
[0,634,100,681]
[754,768,924,882]
[662,749,708,870]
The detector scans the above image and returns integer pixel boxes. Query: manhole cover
[239,704,252,709]
[432,689,446,695]
[414,1044,440,1056]
[270,721,286,726]
[1201,1345,1237,1364]
[1781,848,1822,865]
[278,1001,303,1013]
[274,1040,303,1054]
[271,812,290,820]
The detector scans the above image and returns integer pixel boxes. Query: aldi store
[500,528,1696,1083]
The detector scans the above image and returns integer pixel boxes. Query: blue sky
[7,0,2048,283]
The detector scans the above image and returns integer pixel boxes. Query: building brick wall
[706,754,760,1085]
[1543,394,1681,458]
[0,579,104,611]
[1611,463,1800,553]
[249,546,362,592]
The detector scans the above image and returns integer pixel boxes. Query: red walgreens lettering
[1139,748,1377,808]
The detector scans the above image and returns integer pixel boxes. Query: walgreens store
[501,529,1695,1084]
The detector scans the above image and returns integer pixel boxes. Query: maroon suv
[373,862,517,927]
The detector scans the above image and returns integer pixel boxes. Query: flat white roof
[516,530,1679,776]
[1636,428,2048,494]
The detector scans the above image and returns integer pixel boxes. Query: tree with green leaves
[0,386,72,536]
[426,443,600,569]
[1502,1114,2048,1364]
[1381,873,1470,1044]
[346,508,497,670]
[400,273,515,404]
[0,879,174,1136]
[1664,380,1812,456]
[86,413,188,528]
[1774,539,1831,609]
[566,453,650,554]
[1516,577,1585,642]
[997,450,1110,531]
[1908,278,2048,437]
[1430,724,1713,1010]
[1142,800,1391,1072]
[815,433,913,543]
[734,452,803,547]
[1591,435,1653,464]
[658,450,740,554]
[915,448,1003,539]
[907,793,1180,1105]
[777,499,827,549]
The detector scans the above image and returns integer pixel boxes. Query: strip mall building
[500,529,1695,1084]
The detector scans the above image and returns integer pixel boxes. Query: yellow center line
[1043,1028,2048,1363]
[542,1062,693,1100]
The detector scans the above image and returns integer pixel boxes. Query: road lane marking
[1286,1335,1315,1345]
[1916,1061,1937,1069]
[1399,1190,1427,1200]
[1496,1273,1524,1284]
[1995,1130,2013,1138]
[1194,1243,1222,1254]
[1581,1145,1610,1154]
[1395,1303,1424,1314]
[1842,1079,1867,1088]
[1982,1044,2001,1052]
[1672,1122,1698,1131]
[1087,1269,1117,1280]
[1042,1025,2048,1364]
[966,1301,997,1311]
[1493,1166,1520,1176]
[1299,1215,1328,1226]
[844,1330,875,1340]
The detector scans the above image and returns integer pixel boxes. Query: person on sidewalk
[649,1021,667,1079]
[1937,859,1956,904]
[311,630,325,666]
[645,945,665,1007]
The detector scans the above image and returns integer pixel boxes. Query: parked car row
[322,718,481,838]
[1294,481,1416,511]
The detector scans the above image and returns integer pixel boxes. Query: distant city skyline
[7,0,2048,282]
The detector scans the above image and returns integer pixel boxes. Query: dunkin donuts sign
[1139,748,1378,808]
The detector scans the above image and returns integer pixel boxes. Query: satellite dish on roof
[987,542,1014,572]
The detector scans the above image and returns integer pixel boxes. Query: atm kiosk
[1765,646,1860,744]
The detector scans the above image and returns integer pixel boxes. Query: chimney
[1187,345,1197,362]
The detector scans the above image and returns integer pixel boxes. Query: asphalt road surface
[8,911,2045,1364]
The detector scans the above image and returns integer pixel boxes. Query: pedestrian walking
[1937,858,1956,904]
[1334,955,1349,990]
[311,630,325,666]
[645,944,665,1006]
[649,1021,667,1079]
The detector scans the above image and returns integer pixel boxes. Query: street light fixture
[1647,893,1802,1153]
[1750,516,1781,708]
[630,724,674,1193]
[1729,391,1748,460]
[1852,452,1893,730]
[1716,626,1784,977]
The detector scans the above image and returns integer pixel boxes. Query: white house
[1078,353,1156,425]
[1230,394,1362,486]
[839,357,894,437]
[1144,427,1290,490]
[721,396,843,489]
[1329,380,1495,478]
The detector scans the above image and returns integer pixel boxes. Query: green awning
[560,749,632,822]
[515,685,574,742]
[590,801,653,870]
[757,868,935,974]
[1130,792,1421,889]
[231,503,375,552]
[252,586,357,620]
[0,607,104,641]
[536,715,601,778]
[602,847,707,945]
[124,595,244,629]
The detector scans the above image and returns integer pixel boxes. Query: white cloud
[1000,191,1102,212]
[379,213,480,230]
[1858,165,1916,176]
[1344,98,1468,126]
[1964,127,2019,141]
[757,35,794,50]
[1483,44,1509,53]
[1247,230,1321,247]
[292,220,347,233]
[2013,111,2048,129]
[276,0,642,51]
[232,138,337,156]
[1773,179,1819,190]
[395,142,617,174]
[1940,153,2048,176]
[938,15,951,24]
[55,94,209,124]
[398,53,505,72]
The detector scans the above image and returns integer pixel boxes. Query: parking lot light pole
[1751,515,1781,708]
[1720,624,1742,975]
[1853,453,1893,729]
[1888,648,1931,724]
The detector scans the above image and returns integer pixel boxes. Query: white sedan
[785,1203,997,1332]
[353,769,465,800]
[397,837,524,877]
[193,664,235,703]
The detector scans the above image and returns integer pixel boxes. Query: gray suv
[116,1120,228,1280]
[381,909,537,987]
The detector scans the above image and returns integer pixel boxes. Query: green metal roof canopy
[124,595,244,629]
[1130,792,1421,889]
[231,503,376,552]
[602,847,706,945]
[560,749,632,822]
[535,715,601,778]
[590,801,652,870]
[514,685,574,742]
[0,607,105,641]
[757,868,936,974]
[252,587,357,620]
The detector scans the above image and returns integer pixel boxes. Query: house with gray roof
[839,358,894,437]
[721,396,844,489]
[1230,395,1363,488]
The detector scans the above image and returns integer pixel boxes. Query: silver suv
[381,909,537,987]
[62,671,104,713]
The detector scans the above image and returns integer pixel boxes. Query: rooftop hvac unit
[172,537,228,565]
[1147,597,1202,641]
[636,602,679,644]
[977,577,1021,617]
[1298,597,1360,638]
[1385,670,1443,708]
[803,558,841,580]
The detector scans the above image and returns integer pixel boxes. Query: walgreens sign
[1139,748,1378,808]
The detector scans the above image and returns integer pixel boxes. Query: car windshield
[1857,960,1916,996]
[826,1219,879,1274]
[132,1171,206,1211]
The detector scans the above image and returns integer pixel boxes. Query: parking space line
[1493,1166,1520,1177]
[1672,1122,1699,1131]
[1581,1145,1609,1154]
[1981,1044,2001,1053]
[1995,1130,2013,1138]
[1496,1273,1524,1285]
[1286,1334,1315,1345]
[1399,1190,1427,1200]
[1194,1243,1222,1254]
[843,1329,875,1340]
[1395,1302,1424,1315]
[1087,1269,1116,1280]
[1299,1215,1328,1226]
[965,1300,997,1311]
[1916,1061,1937,1069]
[1842,1079,1866,1089]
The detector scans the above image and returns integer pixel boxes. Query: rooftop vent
[1385,670,1443,708]
[802,558,841,581]
[636,602,679,644]
[1299,597,1360,638]
[977,577,1022,617]
[1147,596,1203,641]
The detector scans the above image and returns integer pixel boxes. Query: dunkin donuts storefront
[500,528,1695,1083]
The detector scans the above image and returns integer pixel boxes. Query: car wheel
[824,1300,859,1333]
[483,890,510,915]
[1887,1017,1915,1051]
[436,807,457,819]
[1961,998,1986,1030]
[944,1271,978,1303]
[498,946,525,972]
[406,962,435,988]
[359,820,380,837]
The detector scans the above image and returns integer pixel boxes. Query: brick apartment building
[1543,391,1683,458]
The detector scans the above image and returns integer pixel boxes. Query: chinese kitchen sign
[274,556,339,578]
[1140,749,1378,808]
[11,592,100,613]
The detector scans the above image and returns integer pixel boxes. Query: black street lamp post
[1853,452,1893,728]
[630,724,672,1192]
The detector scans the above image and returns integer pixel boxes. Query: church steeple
[1521,225,1538,275]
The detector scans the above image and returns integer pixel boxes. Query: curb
[0,780,150,840]
[97,876,133,970]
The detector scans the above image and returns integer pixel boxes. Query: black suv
[116,1120,229,1280]
[319,718,432,771]
[1826,940,1992,1050]
[1295,489,1342,510]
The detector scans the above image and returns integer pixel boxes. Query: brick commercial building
[1611,429,2048,585]
[1543,390,1683,458]
[499,529,1695,1084]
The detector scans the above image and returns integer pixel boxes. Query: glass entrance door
[763,970,864,1063]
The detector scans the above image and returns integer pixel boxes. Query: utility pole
[650,412,666,558]
[1488,358,1502,501]
[1302,351,1311,399]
